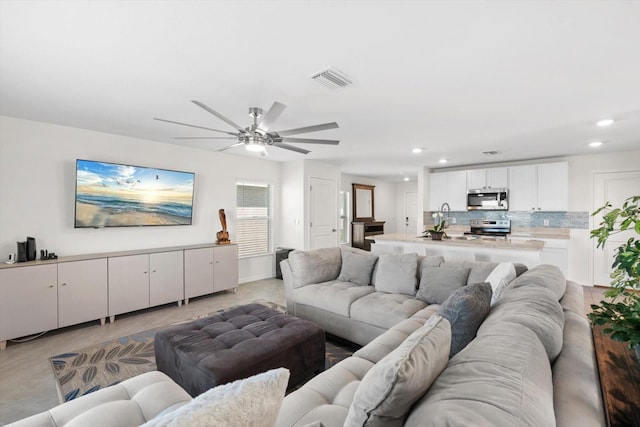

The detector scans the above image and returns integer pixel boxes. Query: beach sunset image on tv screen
[75,159,195,228]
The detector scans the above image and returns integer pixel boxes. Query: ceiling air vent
[310,67,353,90]
[483,151,499,156]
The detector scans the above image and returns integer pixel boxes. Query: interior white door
[404,191,417,235]
[309,177,337,249]
[592,170,640,286]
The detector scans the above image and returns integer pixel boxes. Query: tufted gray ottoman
[154,303,325,397]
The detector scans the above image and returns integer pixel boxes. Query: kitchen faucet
[440,202,451,223]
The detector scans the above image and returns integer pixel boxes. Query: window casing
[236,182,273,257]
[339,190,349,244]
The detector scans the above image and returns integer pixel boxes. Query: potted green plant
[588,195,640,359]
[426,212,448,240]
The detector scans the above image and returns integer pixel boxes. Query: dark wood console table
[592,325,640,427]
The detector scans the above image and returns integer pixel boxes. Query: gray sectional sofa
[277,246,605,427]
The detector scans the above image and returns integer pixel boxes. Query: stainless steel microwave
[467,188,508,211]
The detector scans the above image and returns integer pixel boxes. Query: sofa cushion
[507,264,566,301]
[344,315,451,427]
[438,282,492,357]
[443,260,498,284]
[484,262,517,305]
[288,247,342,289]
[338,248,378,286]
[416,266,471,304]
[275,357,375,427]
[371,255,443,287]
[292,281,375,317]
[350,292,427,330]
[144,368,289,427]
[373,253,418,296]
[478,284,564,362]
[353,317,428,364]
[405,322,555,427]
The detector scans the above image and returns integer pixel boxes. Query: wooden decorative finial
[216,208,231,245]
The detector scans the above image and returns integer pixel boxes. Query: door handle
[332,229,337,232]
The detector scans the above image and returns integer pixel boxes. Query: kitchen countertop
[424,225,570,240]
[373,233,545,251]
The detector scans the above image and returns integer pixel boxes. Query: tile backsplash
[424,210,589,229]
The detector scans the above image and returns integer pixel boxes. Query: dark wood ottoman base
[154,303,325,397]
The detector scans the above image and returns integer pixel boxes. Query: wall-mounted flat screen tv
[75,159,195,228]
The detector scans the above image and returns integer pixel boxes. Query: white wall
[340,174,398,236]
[278,160,305,251]
[0,116,282,283]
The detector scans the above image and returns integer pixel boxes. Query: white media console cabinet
[0,243,238,350]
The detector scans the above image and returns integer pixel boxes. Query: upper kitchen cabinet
[467,167,509,190]
[429,171,467,211]
[509,162,568,211]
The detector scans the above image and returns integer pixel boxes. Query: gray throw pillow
[438,282,492,357]
[374,253,418,296]
[344,315,451,427]
[416,266,471,304]
[338,248,378,286]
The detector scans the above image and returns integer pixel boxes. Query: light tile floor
[0,279,285,425]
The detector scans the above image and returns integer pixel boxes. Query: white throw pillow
[143,368,290,427]
[344,315,451,427]
[484,262,517,305]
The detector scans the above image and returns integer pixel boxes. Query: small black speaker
[17,241,27,263]
[26,237,36,261]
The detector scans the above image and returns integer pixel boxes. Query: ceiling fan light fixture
[245,141,265,152]
[596,119,614,127]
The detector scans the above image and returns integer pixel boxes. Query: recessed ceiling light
[589,141,603,148]
[403,177,410,182]
[596,119,614,127]
[439,159,448,164]
[412,148,422,154]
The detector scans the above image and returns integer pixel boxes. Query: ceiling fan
[154,101,340,155]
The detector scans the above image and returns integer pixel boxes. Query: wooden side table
[592,325,640,427]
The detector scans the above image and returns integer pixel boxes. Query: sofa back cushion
[288,247,341,289]
[371,255,443,287]
[437,282,492,357]
[478,284,564,362]
[405,322,555,427]
[484,262,517,305]
[416,266,471,304]
[506,264,567,301]
[373,253,418,296]
[344,315,451,427]
[338,247,379,286]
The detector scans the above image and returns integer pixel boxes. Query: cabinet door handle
[61,283,67,286]
[144,271,148,274]
[152,270,156,273]
[49,285,54,288]
[209,261,213,265]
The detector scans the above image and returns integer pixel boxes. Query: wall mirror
[352,183,375,221]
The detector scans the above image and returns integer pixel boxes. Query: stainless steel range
[464,219,511,237]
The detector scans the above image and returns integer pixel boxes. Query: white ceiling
[1,0,639,182]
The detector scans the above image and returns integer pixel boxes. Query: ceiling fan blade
[217,142,245,152]
[276,122,339,137]
[272,142,310,154]
[172,136,238,140]
[280,137,340,145]
[154,118,238,135]
[191,100,247,134]
[257,101,286,133]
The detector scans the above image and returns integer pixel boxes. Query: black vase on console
[26,237,37,261]
[16,241,27,263]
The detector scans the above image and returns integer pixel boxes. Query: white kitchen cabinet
[537,162,568,211]
[108,254,149,319]
[149,251,184,307]
[213,245,238,292]
[0,264,58,349]
[467,168,509,190]
[429,171,467,211]
[58,259,108,328]
[429,173,448,211]
[509,165,538,211]
[509,162,568,211]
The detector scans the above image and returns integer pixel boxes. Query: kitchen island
[372,233,545,267]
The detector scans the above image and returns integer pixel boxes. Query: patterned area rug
[50,302,360,402]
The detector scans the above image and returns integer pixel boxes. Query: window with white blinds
[236,182,272,257]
